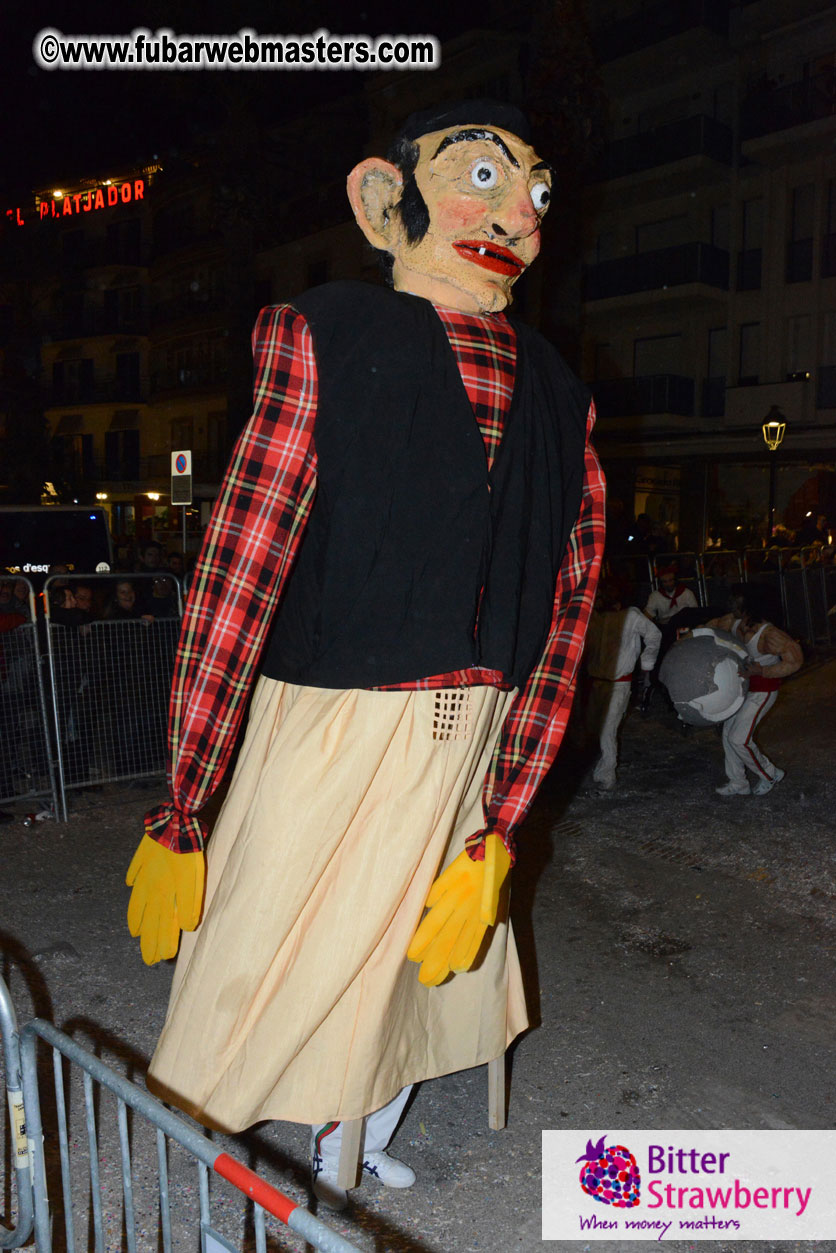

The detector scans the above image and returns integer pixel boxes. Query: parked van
[0,506,113,586]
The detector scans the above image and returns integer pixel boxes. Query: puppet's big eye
[531,182,551,211]
[471,161,499,189]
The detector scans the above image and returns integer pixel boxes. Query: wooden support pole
[488,1054,507,1130]
[336,1117,364,1190]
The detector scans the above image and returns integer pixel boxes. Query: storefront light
[147,492,161,502]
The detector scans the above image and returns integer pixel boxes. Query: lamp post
[762,405,786,541]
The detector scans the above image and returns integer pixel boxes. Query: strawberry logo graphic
[577,1134,641,1207]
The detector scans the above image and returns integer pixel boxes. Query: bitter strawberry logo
[577,1134,641,1207]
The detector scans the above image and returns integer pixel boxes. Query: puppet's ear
[347,158,403,250]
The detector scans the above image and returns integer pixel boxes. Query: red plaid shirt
[145,300,605,862]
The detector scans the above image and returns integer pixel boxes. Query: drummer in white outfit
[708,592,802,795]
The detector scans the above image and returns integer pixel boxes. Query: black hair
[373,137,430,287]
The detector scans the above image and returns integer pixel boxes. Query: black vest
[260,282,589,689]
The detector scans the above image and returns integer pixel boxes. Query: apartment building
[582,0,836,549]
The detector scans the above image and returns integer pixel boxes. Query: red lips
[453,240,526,276]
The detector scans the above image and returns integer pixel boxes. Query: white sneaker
[362,1151,416,1189]
[310,1129,348,1210]
[715,781,751,796]
[752,768,785,796]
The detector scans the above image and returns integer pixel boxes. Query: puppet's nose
[491,188,539,240]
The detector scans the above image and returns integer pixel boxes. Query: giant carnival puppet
[126,100,605,1208]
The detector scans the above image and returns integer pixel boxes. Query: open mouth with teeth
[452,240,526,276]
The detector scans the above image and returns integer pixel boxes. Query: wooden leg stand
[488,1053,507,1130]
[336,1117,365,1190]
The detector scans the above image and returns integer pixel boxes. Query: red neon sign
[5,179,145,227]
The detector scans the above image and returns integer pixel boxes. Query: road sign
[171,449,192,505]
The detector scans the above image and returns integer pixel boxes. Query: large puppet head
[347,100,552,314]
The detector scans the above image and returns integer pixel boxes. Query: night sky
[2,0,490,196]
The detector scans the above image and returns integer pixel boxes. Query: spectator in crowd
[9,580,32,619]
[796,513,828,548]
[628,512,666,558]
[584,580,661,790]
[166,551,185,578]
[104,580,154,622]
[148,576,180,619]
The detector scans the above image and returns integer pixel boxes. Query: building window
[785,314,811,381]
[115,352,141,400]
[703,326,727,416]
[738,322,761,385]
[737,198,762,290]
[822,179,836,278]
[52,358,94,403]
[105,428,140,479]
[787,184,814,282]
[170,418,194,451]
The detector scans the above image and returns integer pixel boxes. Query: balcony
[593,115,732,183]
[151,365,227,393]
[583,242,729,302]
[48,378,150,406]
[46,310,149,340]
[592,374,695,419]
[592,0,728,63]
[151,293,228,326]
[741,68,836,142]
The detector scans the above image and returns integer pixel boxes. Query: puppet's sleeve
[143,305,318,852]
[465,399,605,864]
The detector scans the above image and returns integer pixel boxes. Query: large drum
[659,628,749,727]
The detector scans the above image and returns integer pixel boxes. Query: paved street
[1,659,835,1251]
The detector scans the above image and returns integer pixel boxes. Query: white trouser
[312,1085,413,1165]
[590,680,632,788]
[721,690,779,785]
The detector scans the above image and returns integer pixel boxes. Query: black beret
[395,99,531,145]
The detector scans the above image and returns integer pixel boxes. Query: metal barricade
[0,975,359,1253]
[0,578,59,814]
[698,549,743,611]
[44,575,182,821]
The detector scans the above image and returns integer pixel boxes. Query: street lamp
[762,406,786,540]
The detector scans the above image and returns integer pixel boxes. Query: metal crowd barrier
[602,548,834,648]
[0,975,359,1253]
[44,574,183,821]
[4,552,836,823]
[0,578,59,814]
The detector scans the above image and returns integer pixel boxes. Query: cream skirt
[147,678,528,1129]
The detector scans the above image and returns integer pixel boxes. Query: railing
[741,67,836,140]
[151,293,228,324]
[48,378,150,405]
[593,374,695,418]
[584,242,729,301]
[151,365,227,392]
[47,311,149,339]
[594,115,732,182]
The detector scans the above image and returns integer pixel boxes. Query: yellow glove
[407,833,511,987]
[126,834,205,966]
